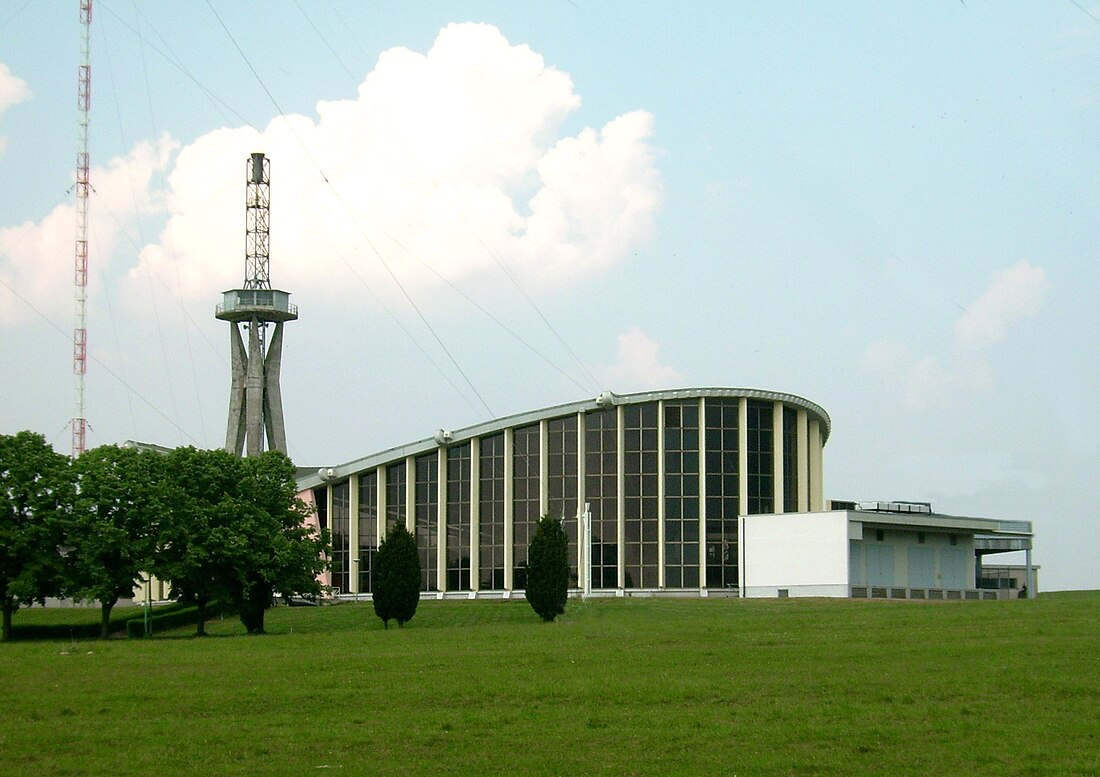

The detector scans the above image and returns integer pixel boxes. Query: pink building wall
[297,488,332,590]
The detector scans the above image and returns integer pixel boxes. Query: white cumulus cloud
[597,326,682,391]
[125,22,661,310]
[864,261,1048,409]
[0,63,30,113]
[0,137,175,325]
[0,63,31,158]
[954,261,1049,351]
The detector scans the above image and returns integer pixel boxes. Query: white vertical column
[470,437,481,594]
[575,412,586,587]
[738,397,749,516]
[405,457,415,533]
[797,410,810,513]
[503,428,514,591]
[437,448,447,593]
[349,475,360,595]
[377,466,388,536]
[372,469,382,593]
[1025,544,1035,600]
[375,468,384,540]
[738,512,746,598]
[616,404,626,591]
[657,400,666,589]
[326,484,335,593]
[772,401,784,513]
[698,397,707,592]
[580,505,591,597]
[539,419,549,518]
[808,421,823,511]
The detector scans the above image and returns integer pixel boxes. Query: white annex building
[296,388,1035,601]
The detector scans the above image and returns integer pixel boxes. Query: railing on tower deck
[216,289,298,321]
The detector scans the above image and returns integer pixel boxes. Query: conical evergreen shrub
[525,514,569,622]
[372,523,421,628]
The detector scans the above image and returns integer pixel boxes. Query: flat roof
[845,509,1032,539]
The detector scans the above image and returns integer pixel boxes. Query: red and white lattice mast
[72,0,91,457]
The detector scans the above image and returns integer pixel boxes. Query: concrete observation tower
[215,152,298,456]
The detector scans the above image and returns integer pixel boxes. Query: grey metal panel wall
[865,544,895,586]
[907,546,936,589]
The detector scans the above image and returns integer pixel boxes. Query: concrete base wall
[743,583,850,599]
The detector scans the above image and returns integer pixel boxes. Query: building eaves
[296,386,831,490]
[850,510,1033,538]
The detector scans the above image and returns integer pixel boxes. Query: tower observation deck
[216,152,297,456]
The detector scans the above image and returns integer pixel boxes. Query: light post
[143,574,152,637]
[582,502,592,600]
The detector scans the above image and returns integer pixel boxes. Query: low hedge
[7,602,200,641]
[126,601,225,638]
[10,620,120,641]
[10,606,153,641]
[11,600,229,640]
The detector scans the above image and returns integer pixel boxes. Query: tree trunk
[239,585,269,634]
[249,594,266,635]
[1,600,12,643]
[99,595,118,639]
[195,597,208,637]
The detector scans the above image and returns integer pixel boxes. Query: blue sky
[1,2,1097,590]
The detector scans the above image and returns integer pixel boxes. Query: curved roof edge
[298,387,830,490]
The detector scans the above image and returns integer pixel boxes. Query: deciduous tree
[155,447,329,635]
[155,447,245,636]
[229,451,329,634]
[0,431,70,641]
[67,445,164,638]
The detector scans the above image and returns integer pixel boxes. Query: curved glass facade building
[299,388,830,596]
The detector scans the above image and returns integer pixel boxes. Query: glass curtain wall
[512,425,540,588]
[446,443,471,591]
[330,481,350,594]
[705,400,739,588]
[665,401,700,587]
[358,471,378,592]
[385,463,405,531]
[414,454,438,591]
[313,486,328,530]
[546,416,579,586]
[746,400,774,514]
[623,403,659,588]
[317,394,817,594]
[585,407,618,588]
[783,407,798,513]
[479,434,505,589]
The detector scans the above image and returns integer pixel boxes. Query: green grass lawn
[2,592,1098,776]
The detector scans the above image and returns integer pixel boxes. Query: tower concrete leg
[245,320,265,456]
[225,323,248,455]
[263,322,288,454]
[1025,546,1035,600]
